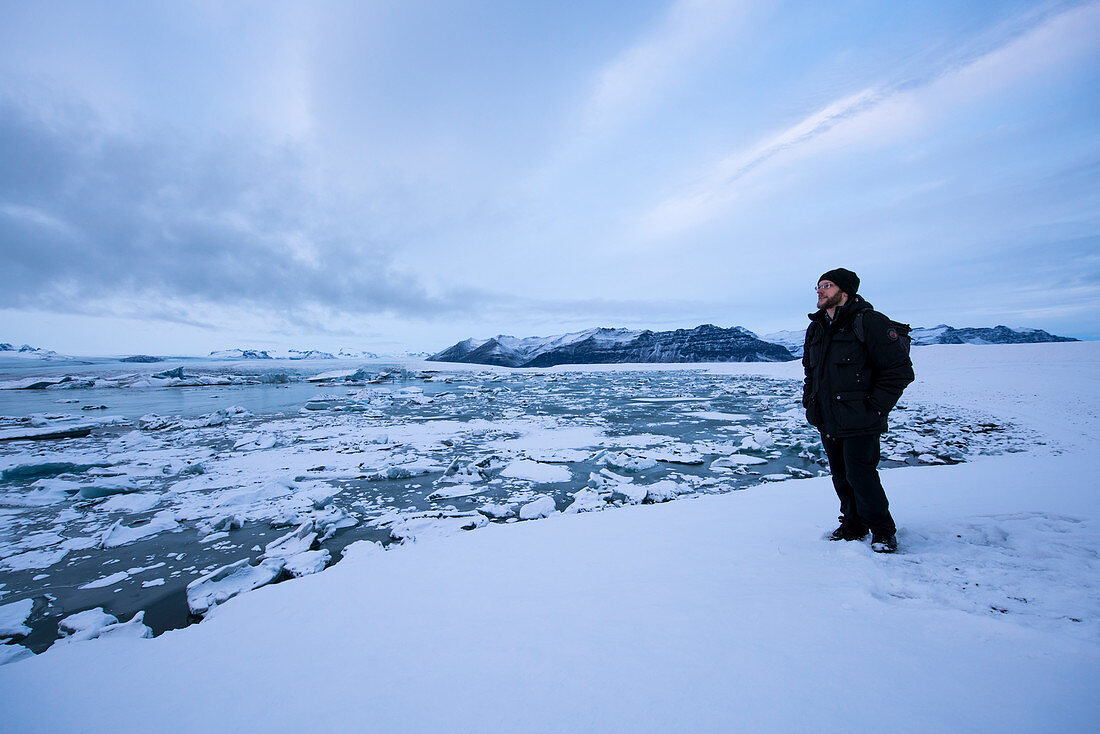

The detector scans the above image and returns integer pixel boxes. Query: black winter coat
[802,295,914,438]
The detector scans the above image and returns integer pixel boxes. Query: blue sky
[0,0,1097,355]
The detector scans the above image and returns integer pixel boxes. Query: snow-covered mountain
[431,325,796,367]
[0,343,60,360]
[284,349,336,360]
[208,349,274,360]
[909,325,1077,346]
[764,324,1078,358]
[337,348,382,359]
[761,330,806,356]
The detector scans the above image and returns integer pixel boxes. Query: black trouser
[820,432,895,536]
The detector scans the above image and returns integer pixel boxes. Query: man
[803,268,914,553]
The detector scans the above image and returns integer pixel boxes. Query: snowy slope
[0,342,1097,732]
[762,328,806,355]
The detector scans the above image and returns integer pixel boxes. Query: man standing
[803,268,914,553]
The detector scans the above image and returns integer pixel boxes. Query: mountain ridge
[433,323,1080,366]
[431,324,796,367]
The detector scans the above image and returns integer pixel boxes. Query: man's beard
[819,291,845,310]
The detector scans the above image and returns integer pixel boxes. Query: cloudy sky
[1,0,1098,355]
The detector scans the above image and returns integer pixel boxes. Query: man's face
[816,281,845,310]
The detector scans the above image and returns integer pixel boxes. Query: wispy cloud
[640,0,1100,237]
[641,88,880,235]
[0,202,78,238]
[582,0,750,130]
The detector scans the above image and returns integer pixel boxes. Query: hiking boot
[871,533,898,553]
[828,523,869,541]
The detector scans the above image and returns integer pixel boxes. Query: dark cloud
[0,94,487,325]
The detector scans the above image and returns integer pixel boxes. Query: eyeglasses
[815,282,836,292]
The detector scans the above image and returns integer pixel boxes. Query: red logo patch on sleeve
[887,328,899,340]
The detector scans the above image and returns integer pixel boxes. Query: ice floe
[500,459,572,483]
[0,599,33,637]
[187,558,286,615]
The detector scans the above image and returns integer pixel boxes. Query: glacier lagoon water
[0,357,1023,653]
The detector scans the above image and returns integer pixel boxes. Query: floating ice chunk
[651,447,706,465]
[0,487,71,507]
[435,456,494,484]
[78,477,139,499]
[307,369,364,382]
[152,367,186,380]
[739,430,775,450]
[476,503,516,519]
[643,480,684,503]
[15,531,63,551]
[264,522,318,559]
[58,608,118,641]
[58,608,151,642]
[139,406,249,431]
[311,506,358,541]
[564,488,605,514]
[603,452,658,473]
[0,643,33,665]
[611,483,648,505]
[283,549,330,578]
[586,469,632,493]
[233,432,277,450]
[0,376,70,390]
[97,492,161,513]
[388,512,488,543]
[519,495,556,519]
[917,454,947,464]
[0,599,34,637]
[293,486,335,512]
[785,466,814,478]
[523,449,590,463]
[139,414,177,431]
[186,558,285,615]
[711,454,768,467]
[1,461,101,482]
[688,411,751,421]
[0,547,68,572]
[95,611,153,640]
[630,397,710,403]
[0,423,93,441]
[760,474,791,482]
[427,484,485,500]
[214,482,292,508]
[97,511,180,548]
[363,461,441,481]
[340,540,384,561]
[196,513,245,536]
[501,460,571,483]
[80,570,131,589]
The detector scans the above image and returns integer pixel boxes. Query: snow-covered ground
[0,342,1097,732]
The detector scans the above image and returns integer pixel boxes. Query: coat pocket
[834,390,879,431]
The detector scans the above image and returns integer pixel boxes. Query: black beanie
[819,268,859,296]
